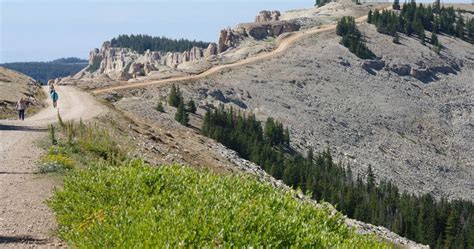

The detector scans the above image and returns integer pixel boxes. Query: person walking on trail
[49,82,55,94]
[51,90,59,108]
[17,97,27,121]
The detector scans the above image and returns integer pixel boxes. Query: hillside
[0,57,88,84]
[52,1,473,248]
[0,67,45,118]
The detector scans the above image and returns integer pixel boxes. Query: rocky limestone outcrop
[255,10,281,23]
[78,41,219,80]
[218,20,300,52]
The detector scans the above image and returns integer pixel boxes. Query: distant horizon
[1,0,472,63]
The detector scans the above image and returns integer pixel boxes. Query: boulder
[390,64,411,76]
[410,68,434,82]
[362,60,385,71]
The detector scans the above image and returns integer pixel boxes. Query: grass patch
[49,161,386,248]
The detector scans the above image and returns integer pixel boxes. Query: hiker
[51,90,59,108]
[49,82,55,94]
[17,97,27,121]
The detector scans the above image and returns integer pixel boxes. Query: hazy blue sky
[1,0,313,63]
[1,0,470,63]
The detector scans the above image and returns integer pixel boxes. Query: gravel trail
[0,86,104,248]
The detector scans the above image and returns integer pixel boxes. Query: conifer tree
[174,101,189,126]
[393,0,400,10]
[155,102,164,112]
[368,10,373,24]
[168,84,182,107]
[187,100,197,114]
[456,14,465,39]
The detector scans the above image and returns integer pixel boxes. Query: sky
[1,0,471,63]
[0,0,312,63]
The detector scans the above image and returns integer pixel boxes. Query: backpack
[51,91,59,101]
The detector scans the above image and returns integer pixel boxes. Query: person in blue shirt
[51,90,59,108]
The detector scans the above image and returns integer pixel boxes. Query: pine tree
[456,14,465,39]
[444,209,458,248]
[393,0,400,10]
[155,102,164,112]
[367,10,373,24]
[175,101,189,126]
[187,100,197,114]
[168,84,182,107]
[284,127,290,146]
[393,32,400,44]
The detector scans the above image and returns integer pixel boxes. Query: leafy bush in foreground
[49,162,385,248]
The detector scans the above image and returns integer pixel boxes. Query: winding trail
[91,11,379,94]
[0,86,105,248]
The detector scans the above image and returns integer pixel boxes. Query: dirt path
[0,86,105,248]
[91,7,387,95]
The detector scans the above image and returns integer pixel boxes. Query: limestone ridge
[218,10,300,53]
[81,41,218,81]
[74,10,299,81]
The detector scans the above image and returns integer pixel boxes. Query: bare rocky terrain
[80,3,474,201]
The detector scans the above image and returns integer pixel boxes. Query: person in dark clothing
[17,97,27,120]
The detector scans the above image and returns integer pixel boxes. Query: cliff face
[80,41,218,81]
[74,10,299,81]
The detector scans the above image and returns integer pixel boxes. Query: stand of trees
[167,84,197,126]
[110,34,210,54]
[201,106,474,249]
[0,57,87,84]
[336,16,375,59]
[368,2,474,45]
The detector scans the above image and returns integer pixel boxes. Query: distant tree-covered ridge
[110,34,211,54]
[1,57,88,84]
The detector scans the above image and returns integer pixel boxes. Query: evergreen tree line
[165,84,196,126]
[368,2,474,45]
[314,0,330,8]
[201,106,474,248]
[0,57,88,84]
[110,34,210,54]
[336,16,376,59]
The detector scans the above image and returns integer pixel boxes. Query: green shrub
[49,162,385,248]
[40,154,75,173]
[155,102,164,112]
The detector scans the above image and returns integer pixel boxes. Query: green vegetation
[0,57,88,84]
[201,106,474,249]
[167,84,193,126]
[368,2,474,45]
[187,100,197,114]
[50,163,385,248]
[314,0,330,7]
[110,34,210,54]
[46,116,385,247]
[336,16,375,59]
[167,84,183,108]
[155,102,164,112]
[175,102,189,126]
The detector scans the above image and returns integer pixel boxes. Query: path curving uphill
[91,8,387,95]
[0,86,105,248]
